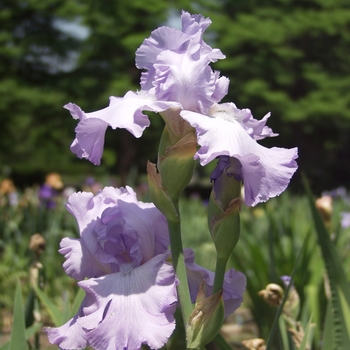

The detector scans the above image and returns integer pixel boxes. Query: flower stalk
[167,216,194,325]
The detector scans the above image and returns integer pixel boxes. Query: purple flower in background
[45,187,177,350]
[341,212,350,229]
[38,184,58,209]
[184,249,246,318]
[322,186,348,200]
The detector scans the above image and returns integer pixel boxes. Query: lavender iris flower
[45,186,246,349]
[65,11,226,166]
[45,186,177,350]
[38,184,59,209]
[182,104,298,206]
[65,11,297,206]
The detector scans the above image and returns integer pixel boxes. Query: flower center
[120,262,134,275]
[95,207,142,269]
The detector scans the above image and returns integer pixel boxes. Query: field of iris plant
[0,184,349,349]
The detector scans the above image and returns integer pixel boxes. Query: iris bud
[186,282,225,349]
[147,161,179,221]
[208,156,242,261]
[158,125,197,201]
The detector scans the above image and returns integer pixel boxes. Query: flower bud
[208,156,242,260]
[158,126,197,201]
[186,283,225,349]
[147,161,179,221]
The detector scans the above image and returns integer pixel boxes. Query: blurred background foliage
[0,0,349,193]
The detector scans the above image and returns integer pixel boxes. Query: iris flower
[45,187,177,350]
[65,11,297,206]
[181,103,298,206]
[45,187,246,349]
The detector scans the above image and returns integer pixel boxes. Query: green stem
[167,209,193,324]
[212,256,228,295]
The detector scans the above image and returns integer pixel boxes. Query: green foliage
[0,197,78,314]
[203,0,350,191]
[304,177,350,349]
[1,188,350,349]
[180,189,350,348]
[0,0,85,180]
[9,281,28,350]
[0,0,191,184]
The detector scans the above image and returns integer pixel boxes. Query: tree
[0,0,86,185]
[204,0,350,192]
[0,0,193,186]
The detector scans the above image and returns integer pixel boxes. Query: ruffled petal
[117,200,169,262]
[135,11,228,114]
[45,300,90,350]
[181,105,298,206]
[76,253,177,350]
[180,11,225,63]
[46,317,87,350]
[46,322,86,350]
[65,103,108,165]
[136,27,193,90]
[62,187,170,279]
[63,191,112,278]
[94,186,170,261]
[59,237,108,280]
[184,249,246,318]
[153,45,228,113]
[65,91,180,165]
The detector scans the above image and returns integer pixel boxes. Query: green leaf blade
[9,280,28,350]
[303,175,350,349]
[33,285,64,326]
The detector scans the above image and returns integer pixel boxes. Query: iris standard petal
[136,11,228,114]
[62,187,169,279]
[59,237,108,280]
[153,45,228,113]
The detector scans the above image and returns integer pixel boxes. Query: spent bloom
[65,11,297,206]
[45,186,177,350]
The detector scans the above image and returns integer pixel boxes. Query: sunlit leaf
[299,316,315,350]
[69,287,85,320]
[33,285,64,326]
[303,175,350,349]
[266,231,309,349]
[9,280,28,350]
